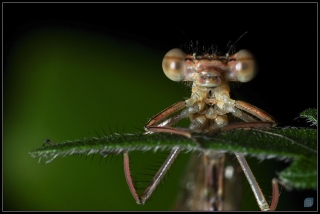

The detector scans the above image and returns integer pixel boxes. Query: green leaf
[29,109,317,190]
[300,108,317,126]
[279,156,317,189]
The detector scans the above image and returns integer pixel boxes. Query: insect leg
[139,147,180,204]
[144,101,186,129]
[124,100,194,204]
[235,153,271,211]
[235,100,277,124]
[220,121,275,132]
[144,100,193,137]
[209,120,280,210]
[123,147,181,204]
[123,152,140,204]
[144,100,203,138]
[269,178,280,211]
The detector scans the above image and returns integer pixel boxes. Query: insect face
[162,48,258,86]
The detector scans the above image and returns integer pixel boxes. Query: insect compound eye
[162,48,186,82]
[234,49,258,82]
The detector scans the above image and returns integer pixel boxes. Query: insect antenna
[226,31,248,56]
[180,31,192,51]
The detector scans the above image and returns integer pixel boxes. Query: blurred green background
[3,26,191,210]
[4,3,316,211]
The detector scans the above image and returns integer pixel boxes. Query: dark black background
[4,2,317,124]
[4,2,317,211]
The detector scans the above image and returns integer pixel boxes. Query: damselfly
[123,34,280,211]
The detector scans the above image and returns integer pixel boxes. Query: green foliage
[300,108,317,126]
[30,109,317,190]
